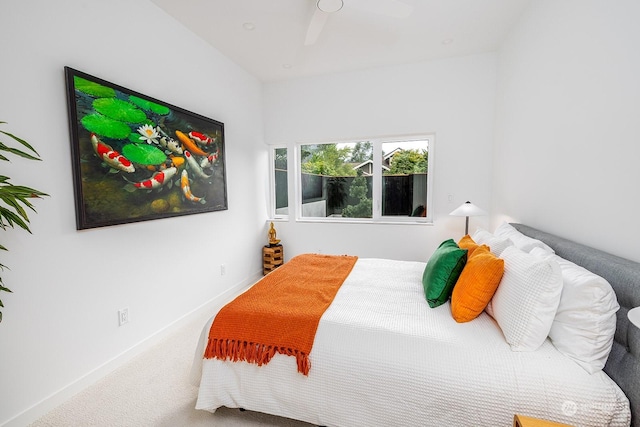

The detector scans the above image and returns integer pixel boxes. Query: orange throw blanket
[204,253,358,375]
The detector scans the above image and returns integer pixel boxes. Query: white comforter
[192,258,630,426]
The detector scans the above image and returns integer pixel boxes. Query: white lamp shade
[449,201,487,217]
[317,0,343,13]
[629,307,640,329]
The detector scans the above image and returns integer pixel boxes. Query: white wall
[9,0,637,424]
[263,54,498,261]
[493,0,640,262]
[0,1,267,425]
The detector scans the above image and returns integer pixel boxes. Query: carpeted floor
[30,310,315,427]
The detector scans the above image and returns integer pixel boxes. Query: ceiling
[150,0,532,82]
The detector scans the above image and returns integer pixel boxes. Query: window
[300,141,373,218]
[270,146,288,218]
[269,135,433,222]
[381,139,429,219]
[289,135,432,222]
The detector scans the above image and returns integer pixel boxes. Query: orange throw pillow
[458,234,480,257]
[451,245,504,323]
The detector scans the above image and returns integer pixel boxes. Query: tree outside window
[273,135,432,222]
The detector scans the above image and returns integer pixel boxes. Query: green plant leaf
[0,124,43,162]
[0,142,41,161]
[0,208,31,232]
[0,182,47,232]
[1,183,48,198]
[0,196,29,221]
[0,129,40,156]
[0,122,48,324]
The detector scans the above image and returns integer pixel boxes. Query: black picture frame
[64,67,227,230]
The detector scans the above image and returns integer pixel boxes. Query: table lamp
[449,201,487,235]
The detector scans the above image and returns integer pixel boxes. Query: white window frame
[291,133,435,224]
[269,144,289,220]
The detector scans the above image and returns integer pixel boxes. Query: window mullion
[293,142,302,220]
[372,139,382,219]
[269,145,289,219]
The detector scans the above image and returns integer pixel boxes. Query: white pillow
[472,228,513,256]
[486,246,563,351]
[530,247,619,374]
[494,222,555,254]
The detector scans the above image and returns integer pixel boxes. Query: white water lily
[137,124,160,144]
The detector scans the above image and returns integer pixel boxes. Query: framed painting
[64,67,227,230]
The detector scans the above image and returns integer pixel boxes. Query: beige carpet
[30,311,316,427]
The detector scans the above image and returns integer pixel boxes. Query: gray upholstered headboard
[513,224,640,427]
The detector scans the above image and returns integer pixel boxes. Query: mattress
[192,258,630,426]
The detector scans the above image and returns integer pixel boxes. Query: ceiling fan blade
[304,8,330,46]
[349,0,413,19]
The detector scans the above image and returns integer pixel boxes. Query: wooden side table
[263,244,283,275]
[513,414,574,427]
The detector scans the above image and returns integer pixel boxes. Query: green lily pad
[129,95,170,116]
[128,96,151,111]
[149,102,170,115]
[122,143,167,165]
[74,76,116,98]
[128,132,144,143]
[93,98,147,124]
[81,114,131,139]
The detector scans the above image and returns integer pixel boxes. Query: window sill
[295,217,433,226]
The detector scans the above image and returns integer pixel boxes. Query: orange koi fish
[175,130,207,156]
[90,133,135,173]
[170,155,185,168]
[180,169,205,203]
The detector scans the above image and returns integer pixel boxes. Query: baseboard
[2,271,261,427]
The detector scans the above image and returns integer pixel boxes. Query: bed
[191,224,639,426]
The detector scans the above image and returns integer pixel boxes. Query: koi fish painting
[64,67,227,229]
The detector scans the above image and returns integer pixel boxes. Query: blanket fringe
[205,338,311,376]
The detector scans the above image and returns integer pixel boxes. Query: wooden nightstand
[513,414,574,427]
[263,244,283,275]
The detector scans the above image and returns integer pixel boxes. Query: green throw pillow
[422,239,468,308]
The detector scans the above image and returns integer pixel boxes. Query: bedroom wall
[0,1,267,425]
[262,53,497,262]
[492,0,640,262]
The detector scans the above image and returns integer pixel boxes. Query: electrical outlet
[220,264,226,276]
[118,308,129,326]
